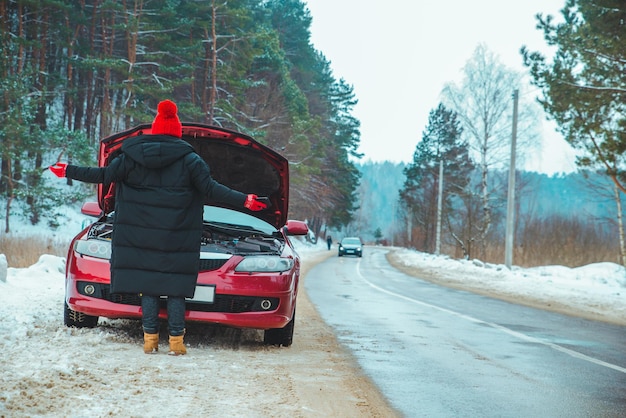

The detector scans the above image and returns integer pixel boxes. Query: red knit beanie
[151,100,182,138]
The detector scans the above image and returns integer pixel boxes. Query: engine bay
[201,221,284,255]
[86,217,284,256]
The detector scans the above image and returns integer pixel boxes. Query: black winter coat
[66,134,247,297]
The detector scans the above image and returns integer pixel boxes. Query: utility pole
[505,90,519,269]
[436,160,443,255]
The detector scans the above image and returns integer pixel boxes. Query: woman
[50,100,267,355]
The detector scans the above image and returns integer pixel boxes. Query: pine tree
[522,0,626,190]
[399,104,474,253]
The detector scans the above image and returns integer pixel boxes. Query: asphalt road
[305,246,626,418]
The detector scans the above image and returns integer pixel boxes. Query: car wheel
[338,252,343,257]
[64,300,98,328]
[264,307,295,347]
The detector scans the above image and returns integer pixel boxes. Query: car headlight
[235,256,294,273]
[74,239,111,260]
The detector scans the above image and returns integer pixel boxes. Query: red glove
[49,162,68,178]
[244,194,267,211]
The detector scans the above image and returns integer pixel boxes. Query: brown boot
[168,334,187,356]
[143,332,159,354]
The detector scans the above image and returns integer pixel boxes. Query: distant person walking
[327,235,332,250]
[49,100,268,355]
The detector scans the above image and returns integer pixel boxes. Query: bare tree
[441,44,540,257]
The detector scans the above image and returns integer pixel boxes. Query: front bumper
[66,253,298,330]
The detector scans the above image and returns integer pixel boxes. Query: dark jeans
[141,295,186,336]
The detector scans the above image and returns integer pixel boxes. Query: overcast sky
[303,0,577,174]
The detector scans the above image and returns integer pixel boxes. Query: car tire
[264,307,295,347]
[64,300,98,328]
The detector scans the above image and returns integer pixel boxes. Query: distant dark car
[63,123,309,347]
[338,237,363,257]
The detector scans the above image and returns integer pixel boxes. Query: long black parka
[66,134,247,298]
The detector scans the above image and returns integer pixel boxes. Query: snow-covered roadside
[388,248,626,325]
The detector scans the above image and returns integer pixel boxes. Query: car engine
[201,221,284,255]
[85,218,284,256]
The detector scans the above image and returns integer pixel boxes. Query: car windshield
[203,206,277,236]
[342,238,361,245]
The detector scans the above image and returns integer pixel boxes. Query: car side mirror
[284,220,308,236]
[81,201,103,217]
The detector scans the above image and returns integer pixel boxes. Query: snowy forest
[0,0,361,235]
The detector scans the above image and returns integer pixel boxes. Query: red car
[64,123,309,346]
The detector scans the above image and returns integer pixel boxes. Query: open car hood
[97,123,289,229]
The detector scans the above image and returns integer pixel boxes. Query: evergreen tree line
[0,0,360,233]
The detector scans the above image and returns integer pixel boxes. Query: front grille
[76,281,278,313]
[110,292,142,305]
[199,258,228,271]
